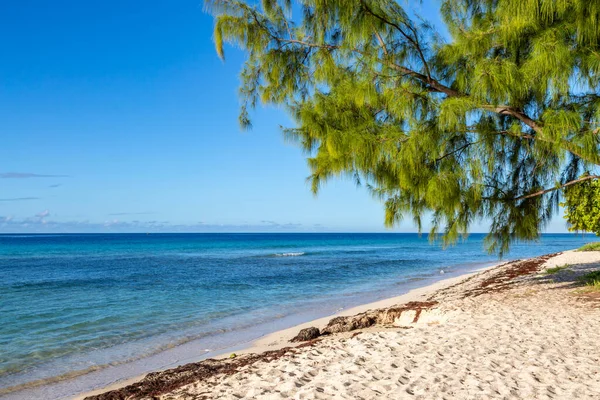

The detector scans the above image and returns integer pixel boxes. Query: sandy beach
[80,249,600,399]
[6,1,600,398]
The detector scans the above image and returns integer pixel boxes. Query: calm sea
[0,233,593,398]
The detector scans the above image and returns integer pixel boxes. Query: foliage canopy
[563,176,600,234]
[206,0,600,254]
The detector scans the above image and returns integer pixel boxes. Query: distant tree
[562,174,600,235]
[206,0,600,254]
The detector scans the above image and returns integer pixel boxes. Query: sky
[0,0,569,233]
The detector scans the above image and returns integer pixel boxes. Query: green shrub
[578,271,600,286]
[544,265,570,275]
[578,242,600,251]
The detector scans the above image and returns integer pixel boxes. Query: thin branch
[361,0,432,79]
[373,29,389,55]
[279,38,338,50]
[515,175,600,200]
[482,183,509,198]
[403,20,432,80]
[281,9,293,39]
[480,108,598,164]
[483,105,542,133]
[492,129,535,140]
[385,62,460,96]
[435,140,481,162]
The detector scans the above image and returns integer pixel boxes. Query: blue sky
[0,1,569,233]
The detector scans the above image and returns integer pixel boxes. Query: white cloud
[1,172,68,179]
[36,210,50,218]
[0,216,311,233]
[0,197,40,202]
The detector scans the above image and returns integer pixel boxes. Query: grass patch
[544,265,570,275]
[578,271,600,292]
[578,242,600,251]
[579,271,600,285]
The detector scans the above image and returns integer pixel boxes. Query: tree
[562,174,600,234]
[205,0,600,255]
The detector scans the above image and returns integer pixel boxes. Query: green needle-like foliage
[562,175,600,234]
[206,0,600,255]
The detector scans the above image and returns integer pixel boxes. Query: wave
[273,252,305,257]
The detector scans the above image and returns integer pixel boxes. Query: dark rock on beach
[290,326,321,342]
[319,301,439,335]
[322,315,376,334]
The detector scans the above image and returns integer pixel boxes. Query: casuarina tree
[206,0,600,254]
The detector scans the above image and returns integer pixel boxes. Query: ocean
[0,232,594,399]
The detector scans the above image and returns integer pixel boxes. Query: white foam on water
[274,252,305,257]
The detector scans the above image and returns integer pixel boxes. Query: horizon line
[0,231,589,235]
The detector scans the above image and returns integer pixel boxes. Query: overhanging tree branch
[208,0,600,254]
[515,175,600,201]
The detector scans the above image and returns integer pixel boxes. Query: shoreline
[2,233,592,400]
[74,262,501,400]
[82,249,600,399]
[1,260,498,400]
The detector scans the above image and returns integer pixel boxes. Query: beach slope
[85,250,600,399]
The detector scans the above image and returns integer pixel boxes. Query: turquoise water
[0,233,593,398]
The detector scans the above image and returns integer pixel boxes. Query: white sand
[543,249,600,269]
[160,250,600,399]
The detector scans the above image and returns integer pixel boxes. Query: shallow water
[0,233,593,398]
